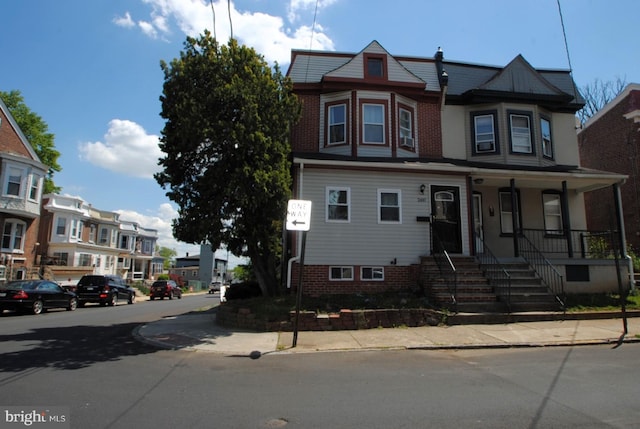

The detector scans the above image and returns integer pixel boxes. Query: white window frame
[89,225,96,243]
[326,187,350,223]
[474,114,496,153]
[543,193,563,235]
[5,166,23,197]
[399,107,414,148]
[56,217,67,236]
[510,113,532,153]
[328,103,346,145]
[329,266,353,281]
[78,253,92,267]
[541,117,553,158]
[28,173,41,202]
[362,104,385,144]
[378,189,402,224]
[1,219,26,252]
[361,266,384,281]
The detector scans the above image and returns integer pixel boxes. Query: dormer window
[399,106,415,149]
[362,104,385,144]
[509,111,534,154]
[364,54,386,79]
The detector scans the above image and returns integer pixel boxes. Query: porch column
[561,181,573,257]
[468,176,476,256]
[613,182,628,258]
[511,178,519,257]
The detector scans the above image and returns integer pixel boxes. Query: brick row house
[38,193,162,287]
[578,84,640,253]
[285,41,629,311]
[0,97,48,282]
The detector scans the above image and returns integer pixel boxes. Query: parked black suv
[76,275,136,307]
[150,280,182,300]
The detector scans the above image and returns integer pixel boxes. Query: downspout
[613,180,635,291]
[287,162,303,289]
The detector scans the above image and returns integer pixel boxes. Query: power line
[556,0,573,73]
[303,0,320,83]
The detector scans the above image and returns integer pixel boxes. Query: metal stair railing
[431,228,457,313]
[474,233,512,313]
[518,232,566,310]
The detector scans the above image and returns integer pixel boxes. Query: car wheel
[110,294,118,306]
[32,299,44,315]
[67,297,78,311]
[128,293,135,304]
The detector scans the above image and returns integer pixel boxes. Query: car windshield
[6,281,39,291]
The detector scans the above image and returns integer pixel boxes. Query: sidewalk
[133,308,640,357]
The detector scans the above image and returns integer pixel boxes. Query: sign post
[286,199,311,348]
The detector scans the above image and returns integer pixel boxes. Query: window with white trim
[509,112,533,153]
[363,104,385,144]
[89,225,96,243]
[1,219,25,252]
[378,189,401,223]
[28,174,41,201]
[399,107,414,148]
[78,253,92,267]
[56,217,67,236]
[52,252,68,266]
[326,187,350,222]
[541,116,553,158]
[361,267,384,281]
[473,113,497,153]
[5,167,23,196]
[328,103,346,145]
[542,192,563,234]
[330,266,353,280]
[99,227,108,244]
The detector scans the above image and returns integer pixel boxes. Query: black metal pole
[292,231,307,347]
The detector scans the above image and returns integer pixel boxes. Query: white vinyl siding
[302,169,469,265]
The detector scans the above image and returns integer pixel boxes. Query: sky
[1,0,639,264]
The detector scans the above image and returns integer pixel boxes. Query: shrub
[224,281,262,301]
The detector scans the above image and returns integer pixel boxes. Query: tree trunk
[248,246,279,297]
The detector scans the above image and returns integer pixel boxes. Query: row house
[578,84,640,251]
[285,41,629,311]
[38,193,160,286]
[0,97,47,281]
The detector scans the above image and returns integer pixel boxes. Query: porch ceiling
[470,168,627,193]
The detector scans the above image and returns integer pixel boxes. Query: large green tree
[0,90,62,194]
[157,246,177,270]
[155,32,301,297]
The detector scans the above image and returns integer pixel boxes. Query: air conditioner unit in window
[400,137,414,148]
[477,142,493,151]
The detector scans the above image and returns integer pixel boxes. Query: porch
[422,228,631,314]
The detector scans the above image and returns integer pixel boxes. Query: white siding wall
[298,167,469,266]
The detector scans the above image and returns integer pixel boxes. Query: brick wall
[579,90,640,249]
[290,263,419,296]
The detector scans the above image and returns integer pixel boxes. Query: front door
[431,186,462,253]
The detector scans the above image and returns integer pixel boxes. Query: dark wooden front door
[431,185,462,253]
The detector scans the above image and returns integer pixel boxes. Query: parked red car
[150,280,182,300]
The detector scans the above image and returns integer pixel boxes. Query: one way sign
[286,199,312,231]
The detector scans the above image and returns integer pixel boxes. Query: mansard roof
[442,54,584,111]
[288,40,441,92]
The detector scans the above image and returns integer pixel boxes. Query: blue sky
[1,0,638,261]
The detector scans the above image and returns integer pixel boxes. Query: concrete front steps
[420,256,563,313]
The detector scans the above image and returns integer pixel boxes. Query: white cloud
[78,119,162,179]
[113,12,135,28]
[116,0,336,65]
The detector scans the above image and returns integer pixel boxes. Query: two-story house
[39,193,160,285]
[0,97,47,282]
[578,84,640,252]
[285,41,629,310]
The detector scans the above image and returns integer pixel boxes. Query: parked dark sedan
[0,280,78,315]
